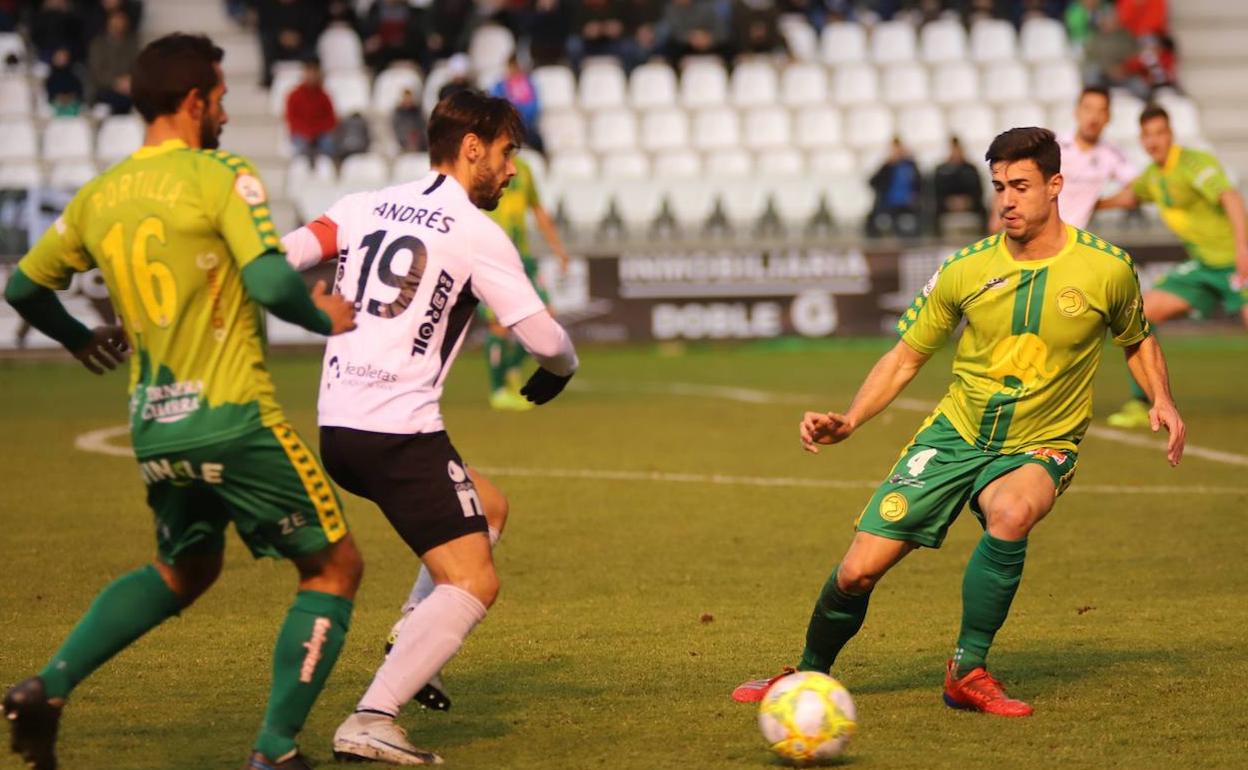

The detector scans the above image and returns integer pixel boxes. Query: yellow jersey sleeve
[17,188,96,290]
[199,150,283,270]
[1182,150,1232,205]
[1130,169,1154,202]
[1107,253,1150,347]
[899,259,963,354]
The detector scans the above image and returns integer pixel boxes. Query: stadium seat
[946,103,998,151]
[1046,104,1076,137]
[0,75,31,118]
[833,62,879,106]
[614,179,666,232]
[421,60,452,117]
[719,182,770,229]
[600,150,650,180]
[391,152,431,184]
[42,117,92,162]
[579,61,627,110]
[468,25,515,76]
[826,178,873,226]
[768,177,824,230]
[780,62,827,106]
[639,107,690,152]
[549,151,598,182]
[881,63,929,105]
[588,108,638,153]
[286,155,314,193]
[692,107,741,151]
[871,19,917,64]
[1032,60,1081,105]
[519,148,546,187]
[704,148,753,177]
[844,104,894,151]
[666,179,718,232]
[809,148,856,175]
[930,61,979,105]
[920,18,967,63]
[0,120,37,163]
[540,109,587,151]
[269,61,304,115]
[777,14,818,62]
[981,61,1030,105]
[628,61,678,109]
[96,114,144,165]
[820,22,867,65]
[372,64,423,115]
[794,105,843,149]
[970,18,1017,63]
[680,59,728,108]
[1020,16,1068,63]
[0,32,27,72]
[560,181,612,234]
[742,107,791,150]
[339,152,388,191]
[730,59,777,107]
[0,161,42,188]
[532,65,576,110]
[652,149,702,179]
[325,71,371,116]
[1156,91,1203,141]
[897,104,948,159]
[998,102,1047,130]
[755,147,804,177]
[293,182,340,222]
[49,160,97,189]
[317,24,364,73]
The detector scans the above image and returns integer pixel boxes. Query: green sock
[502,336,528,373]
[254,590,353,760]
[797,567,871,673]
[954,533,1028,676]
[484,332,506,392]
[1128,374,1148,403]
[39,564,181,699]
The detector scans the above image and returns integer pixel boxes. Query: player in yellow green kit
[732,128,1186,717]
[480,153,570,410]
[3,35,359,770]
[1097,104,1248,427]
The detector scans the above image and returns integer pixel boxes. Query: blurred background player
[480,151,570,411]
[1056,86,1136,229]
[1097,104,1248,427]
[2,33,360,770]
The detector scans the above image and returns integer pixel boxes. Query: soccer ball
[757,672,857,765]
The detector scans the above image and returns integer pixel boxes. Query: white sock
[358,584,487,716]
[401,527,500,614]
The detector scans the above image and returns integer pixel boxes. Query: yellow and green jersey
[486,155,540,259]
[897,226,1149,454]
[18,139,287,456]
[1131,145,1236,268]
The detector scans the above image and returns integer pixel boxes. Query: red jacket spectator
[285,81,337,142]
[1117,0,1167,38]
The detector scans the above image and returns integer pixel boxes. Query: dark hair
[1078,85,1110,103]
[131,33,224,123]
[1139,103,1170,127]
[985,126,1061,180]
[427,89,526,165]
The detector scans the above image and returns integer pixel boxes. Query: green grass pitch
[3,335,1247,769]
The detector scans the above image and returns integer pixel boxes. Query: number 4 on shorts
[907,448,938,477]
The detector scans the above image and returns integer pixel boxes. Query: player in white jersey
[281,91,578,765]
[1056,86,1136,229]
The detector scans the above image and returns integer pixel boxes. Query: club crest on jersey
[234,173,266,206]
[984,276,1008,291]
[1056,286,1088,317]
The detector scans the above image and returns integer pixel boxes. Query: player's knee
[485,493,509,533]
[836,561,883,595]
[157,556,223,607]
[450,569,499,608]
[985,499,1041,540]
[329,537,365,592]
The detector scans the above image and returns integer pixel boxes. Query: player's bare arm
[800,339,930,454]
[532,204,571,274]
[1218,188,1248,297]
[1096,186,1138,210]
[1123,335,1186,465]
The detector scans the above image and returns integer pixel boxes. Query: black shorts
[319,427,488,555]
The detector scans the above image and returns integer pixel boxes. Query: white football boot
[332,712,443,765]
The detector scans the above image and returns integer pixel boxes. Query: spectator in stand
[363,0,424,72]
[568,0,631,70]
[87,10,138,115]
[83,0,143,43]
[392,88,427,152]
[933,137,987,235]
[1083,9,1137,90]
[623,0,662,65]
[335,110,371,163]
[285,58,337,162]
[0,0,18,33]
[1125,32,1178,98]
[1117,0,1167,38]
[1064,0,1101,51]
[426,0,474,67]
[867,137,921,239]
[528,0,573,66]
[45,46,83,116]
[437,52,474,101]
[491,54,545,154]
[660,0,729,65]
[257,0,326,87]
[31,0,85,64]
[733,0,785,56]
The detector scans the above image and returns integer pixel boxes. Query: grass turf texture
[2,336,1247,769]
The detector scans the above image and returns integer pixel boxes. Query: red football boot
[942,659,1033,717]
[731,666,796,703]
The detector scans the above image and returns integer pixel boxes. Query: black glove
[520,367,574,405]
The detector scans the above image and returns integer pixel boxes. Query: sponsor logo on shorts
[888,474,926,489]
[139,459,224,486]
[1056,286,1088,317]
[139,380,204,423]
[879,492,908,522]
[1026,447,1069,466]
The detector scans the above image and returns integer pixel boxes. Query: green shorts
[478,255,548,324]
[136,423,349,564]
[855,413,1077,548]
[1153,260,1244,318]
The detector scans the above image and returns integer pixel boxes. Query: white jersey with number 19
[314,172,546,434]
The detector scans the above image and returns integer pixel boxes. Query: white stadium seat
[468,25,515,76]
[578,61,627,110]
[42,117,92,162]
[755,147,804,177]
[519,149,547,188]
[549,151,598,182]
[49,160,97,189]
[780,63,827,106]
[325,71,370,115]
[0,32,26,72]
[614,179,666,232]
[897,104,948,162]
[720,182,770,228]
[372,64,423,115]
[704,148,753,178]
[826,178,873,224]
[560,181,611,233]
[96,115,144,165]
[881,63,929,105]
[768,177,824,229]
[588,108,637,153]
[600,150,650,180]
[680,59,728,108]
[269,61,304,115]
[0,75,31,118]
[317,24,364,73]
[871,19,917,64]
[539,109,586,151]
[778,14,818,62]
[628,61,678,109]
[730,59,778,107]
[833,62,879,106]
[998,102,1047,130]
[692,107,740,151]
[809,148,856,175]
[1047,103,1076,136]
[0,161,42,187]
[821,22,867,65]
[920,18,967,63]
[652,149,701,179]
[1032,60,1081,105]
[1107,91,1144,144]
[640,107,690,152]
[981,61,1029,105]
[532,65,576,110]
[1020,16,1068,63]
[947,103,997,151]
[338,152,388,191]
[1156,91,1203,141]
[844,104,894,151]
[742,106,791,150]
[931,61,979,105]
[0,120,36,163]
[794,105,843,150]
[391,152,431,184]
[667,179,718,232]
[970,18,1017,63]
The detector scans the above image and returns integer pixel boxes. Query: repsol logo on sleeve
[412,270,455,356]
